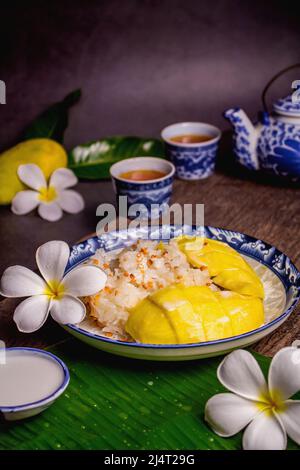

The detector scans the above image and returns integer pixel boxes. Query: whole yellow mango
[0,138,67,204]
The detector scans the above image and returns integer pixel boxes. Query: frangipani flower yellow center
[38,185,58,203]
[205,348,300,450]
[44,279,65,299]
[256,390,287,414]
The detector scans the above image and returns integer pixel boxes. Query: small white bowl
[0,348,70,421]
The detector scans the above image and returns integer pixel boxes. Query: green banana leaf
[68,136,165,179]
[24,89,81,143]
[0,340,298,450]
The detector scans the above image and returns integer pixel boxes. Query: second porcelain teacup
[161,122,221,180]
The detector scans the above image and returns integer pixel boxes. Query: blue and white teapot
[224,65,300,181]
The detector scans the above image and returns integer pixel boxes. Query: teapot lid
[273,94,300,117]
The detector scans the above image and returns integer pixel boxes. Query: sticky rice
[83,239,211,341]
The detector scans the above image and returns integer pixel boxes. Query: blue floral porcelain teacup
[110,157,175,219]
[161,122,221,180]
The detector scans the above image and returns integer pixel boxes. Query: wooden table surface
[1,150,300,357]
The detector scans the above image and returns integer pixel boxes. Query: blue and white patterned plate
[63,225,300,361]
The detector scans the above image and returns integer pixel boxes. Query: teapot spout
[224,107,259,170]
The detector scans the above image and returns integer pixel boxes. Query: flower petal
[269,347,300,401]
[57,189,85,214]
[0,266,47,297]
[243,411,287,450]
[13,295,51,332]
[205,393,259,437]
[11,190,39,215]
[217,349,268,401]
[17,164,46,190]
[36,240,70,285]
[49,168,78,190]
[279,400,300,445]
[50,295,86,324]
[62,265,107,296]
[38,202,63,221]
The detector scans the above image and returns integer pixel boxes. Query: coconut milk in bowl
[0,348,70,421]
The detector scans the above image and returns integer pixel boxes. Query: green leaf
[68,136,165,179]
[23,89,81,143]
[0,341,298,450]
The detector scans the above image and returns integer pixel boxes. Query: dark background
[1,0,300,271]
[1,0,300,151]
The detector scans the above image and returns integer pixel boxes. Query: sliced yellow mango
[183,286,232,341]
[176,235,205,252]
[183,285,217,303]
[216,291,264,336]
[202,238,238,255]
[200,307,232,341]
[176,235,264,299]
[126,298,176,344]
[178,236,251,273]
[151,287,205,343]
[177,236,237,257]
[192,251,252,276]
[213,268,264,298]
[125,284,264,345]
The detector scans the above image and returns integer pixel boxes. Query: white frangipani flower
[0,240,107,333]
[205,348,300,450]
[11,164,84,222]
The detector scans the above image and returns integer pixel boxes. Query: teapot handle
[262,63,300,113]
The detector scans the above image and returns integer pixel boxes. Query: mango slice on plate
[183,286,232,341]
[126,286,206,344]
[193,251,252,276]
[202,238,238,255]
[177,236,237,257]
[183,285,217,303]
[216,291,264,336]
[176,236,264,299]
[126,285,264,345]
[151,287,205,343]
[127,298,177,344]
[213,267,264,298]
